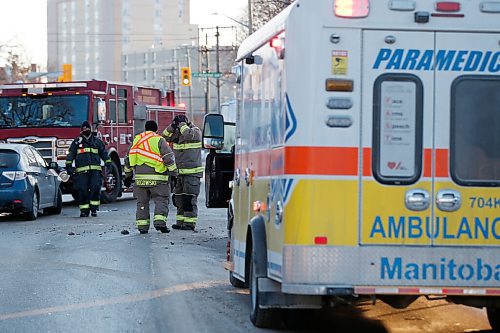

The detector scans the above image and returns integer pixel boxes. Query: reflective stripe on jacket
[66,134,111,173]
[124,131,177,186]
[128,131,168,173]
[163,123,202,177]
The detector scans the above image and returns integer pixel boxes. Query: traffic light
[62,64,72,82]
[180,67,191,86]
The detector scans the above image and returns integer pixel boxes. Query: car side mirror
[48,161,58,170]
[202,113,225,150]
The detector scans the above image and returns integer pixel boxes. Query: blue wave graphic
[285,94,297,142]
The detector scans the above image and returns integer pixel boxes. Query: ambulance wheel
[487,307,499,332]
[249,251,282,328]
[101,161,121,203]
[229,271,246,288]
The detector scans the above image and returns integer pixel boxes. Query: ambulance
[202,0,500,329]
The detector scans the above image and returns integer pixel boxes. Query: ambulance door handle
[405,189,430,211]
[234,168,241,186]
[436,190,461,212]
[244,167,251,187]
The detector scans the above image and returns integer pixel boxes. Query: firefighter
[66,121,112,217]
[162,114,203,231]
[124,120,177,234]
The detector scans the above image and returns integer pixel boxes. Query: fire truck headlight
[57,139,73,147]
[57,149,68,157]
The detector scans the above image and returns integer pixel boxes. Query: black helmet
[81,121,91,131]
[145,120,158,132]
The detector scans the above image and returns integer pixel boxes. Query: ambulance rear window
[372,74,423,185]
[451,76,500,186]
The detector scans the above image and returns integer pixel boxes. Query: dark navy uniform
[66,121,112,217]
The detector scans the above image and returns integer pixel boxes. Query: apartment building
[47,0,198,81]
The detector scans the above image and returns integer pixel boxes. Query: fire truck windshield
[0,95,89,128]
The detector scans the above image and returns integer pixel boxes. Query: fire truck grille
[7,137,56,162]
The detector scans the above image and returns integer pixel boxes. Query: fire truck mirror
[97,99,106,122]
[202,113,224,150]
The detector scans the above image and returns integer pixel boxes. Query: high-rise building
[47,0,198,81]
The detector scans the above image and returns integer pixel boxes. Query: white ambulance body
[203,0,500,329]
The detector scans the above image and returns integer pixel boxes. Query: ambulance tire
[229,271,246,288]
[249,251,282,328]
[487,307,499,332]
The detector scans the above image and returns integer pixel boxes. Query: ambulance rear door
[433,32,500,248]
[361,31,435,246]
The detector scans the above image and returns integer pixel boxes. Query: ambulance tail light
[334,0,369,18]
[435,1,460,12]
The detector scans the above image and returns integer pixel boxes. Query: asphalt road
[0,186,494,333]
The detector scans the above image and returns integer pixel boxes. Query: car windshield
[0,95,89,128]
[0,149,20,169]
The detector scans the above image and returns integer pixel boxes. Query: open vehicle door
[202,114,235,208]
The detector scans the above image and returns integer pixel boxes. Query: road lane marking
[0,280,226,321]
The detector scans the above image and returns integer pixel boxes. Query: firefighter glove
[170,175,177,188]
[123,175,133,188]
[105,164,113,174]
[175,115,188,125]
[66,166,74,176]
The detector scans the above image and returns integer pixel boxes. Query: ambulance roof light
[334,0,369,18]
[435,1,461,12]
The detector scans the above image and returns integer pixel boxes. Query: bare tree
[251,0,292,31]
[0,50,31,84]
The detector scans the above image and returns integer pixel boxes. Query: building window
[143,69,148,81]
[143,53,148,64]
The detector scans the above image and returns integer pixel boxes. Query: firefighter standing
[124,120,177,234]
[66,121,112,217]
[162,115,203,231]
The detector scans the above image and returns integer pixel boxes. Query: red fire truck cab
[0,80,184,202]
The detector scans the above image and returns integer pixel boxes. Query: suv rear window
[0,149,20,169]
[451,76,500,186]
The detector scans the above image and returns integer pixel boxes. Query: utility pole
[203,32,210,114]
[248,0,253,35]
[216,26,221,113]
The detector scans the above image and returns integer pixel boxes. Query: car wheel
[25,190,39,221]
[46,187,63,215]
[101,161,121,203]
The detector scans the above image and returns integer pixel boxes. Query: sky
[0,0,247,68]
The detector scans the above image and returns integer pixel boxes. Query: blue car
[0,144,62,220]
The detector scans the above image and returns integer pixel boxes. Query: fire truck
[202,0,500,330]
[0,80,184,202]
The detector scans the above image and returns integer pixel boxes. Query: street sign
[192,72,223,78]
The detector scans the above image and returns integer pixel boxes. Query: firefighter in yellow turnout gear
[124,120,177,234]
[162,115,203,231]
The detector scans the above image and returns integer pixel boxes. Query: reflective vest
[128,131,167,174]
